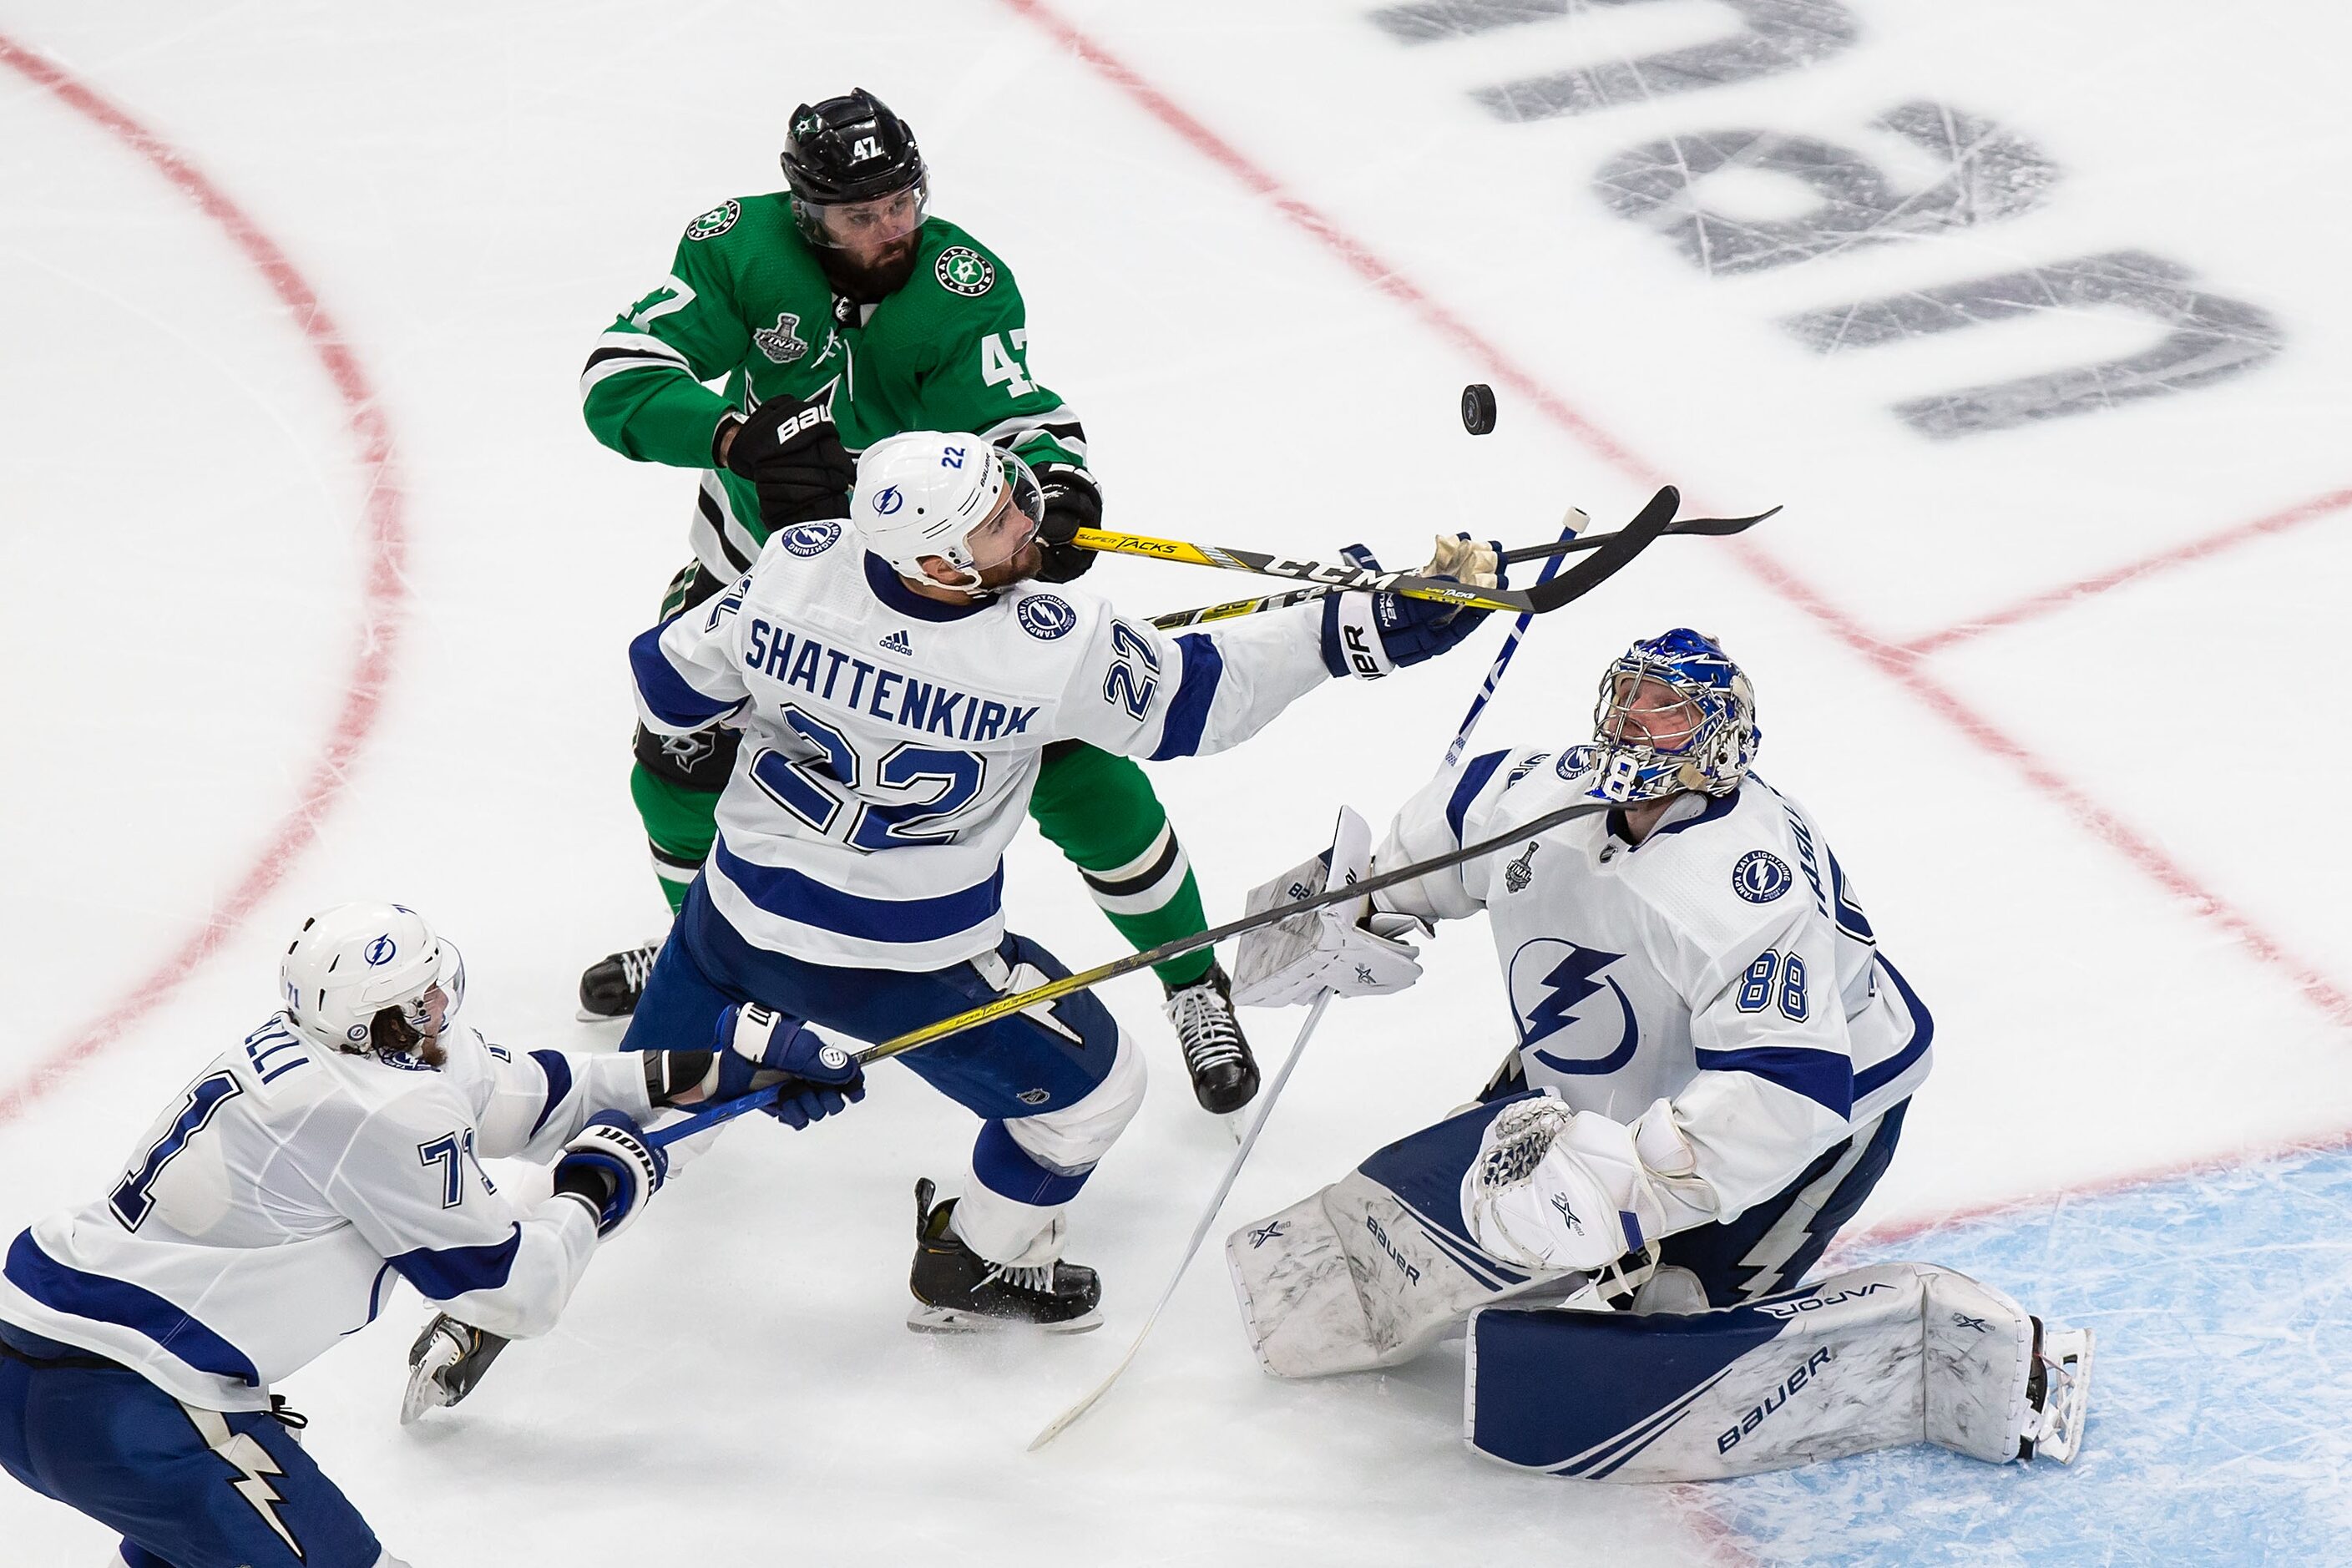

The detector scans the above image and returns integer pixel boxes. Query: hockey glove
[1463,1095,1672,1274]
[1032,460,1102,583]
[712,1003,867,1130]
[1317,538,1502,679]
[1232,807,1425,1008]
[719,394,857,529]
[554,1111,667,1239]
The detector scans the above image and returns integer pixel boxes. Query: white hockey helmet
[851,431,1044,593]
[280,902,465,1055]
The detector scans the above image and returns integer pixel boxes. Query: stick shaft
[646,1083,781,1148]
[1444,511,1583,768]
[1027,992,1333,1451]
[1075,528,1537,614]
[853,793,1612,1065]
[1145,503,1774,630]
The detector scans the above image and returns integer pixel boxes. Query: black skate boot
[577,939,662,1020]
[1163,961,1259,1116]
[907,1179,1101,1334]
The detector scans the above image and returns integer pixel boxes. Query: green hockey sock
[630,763,720,916]
[1029,745,1213,989]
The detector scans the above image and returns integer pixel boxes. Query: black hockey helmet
[781,89,926,220]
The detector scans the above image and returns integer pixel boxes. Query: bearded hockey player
[619,431,1495,1330]
[0,903,854,1566]
[578,89,1262,1121]
[1225,630,2092,1479]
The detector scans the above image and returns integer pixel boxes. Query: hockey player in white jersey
[1227,630,2091,1478]
[620,429,1497,1329]
[0,902,857,1567]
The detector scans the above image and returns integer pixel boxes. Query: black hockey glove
[720,395,857,529]
[1032,460,1102,584]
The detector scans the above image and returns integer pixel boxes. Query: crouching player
[0,902,853,1566]
[1225,630,2092,1479]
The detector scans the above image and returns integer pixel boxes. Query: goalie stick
[1147,498,1776,630]
[633,795,1620,1117]
[1073,484,1683,616]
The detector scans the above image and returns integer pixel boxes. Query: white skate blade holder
[2030,1326,2094,1464]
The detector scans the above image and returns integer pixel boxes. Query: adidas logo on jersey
[879,630,914,656]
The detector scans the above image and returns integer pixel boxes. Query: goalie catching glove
[1464,1091,1702,1274]
[1232,807,1428,1008]
[1319,535,1503,680]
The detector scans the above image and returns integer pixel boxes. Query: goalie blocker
[1227,1099,2092,1480]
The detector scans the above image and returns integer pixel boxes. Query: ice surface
[3,1,2348,1561]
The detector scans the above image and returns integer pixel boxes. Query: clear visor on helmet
[802,178,930,251]
[1597,671,1707,754]
[959,451,1046,574]
[390,941,465,1039]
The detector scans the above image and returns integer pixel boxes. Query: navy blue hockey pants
[0,1323,383,1568]
[620,876,1133,1227]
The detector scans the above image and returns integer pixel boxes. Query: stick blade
[1528,485,1679,612]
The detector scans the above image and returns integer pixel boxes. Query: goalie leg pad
[1227,1099,1590,1378]
[1464,1262,2078,1479]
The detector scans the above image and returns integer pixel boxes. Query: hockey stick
[853,792,1615,1070]
[647,1082,784,1147]
[1030,505,1595,1447]
[1074,484,1680,617]
[1444,509,1586,769]
[1146,496,1773,630]
[1027,990,1333,1451]
[1075,525,1537,613]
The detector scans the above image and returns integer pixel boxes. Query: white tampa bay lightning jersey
[632,519,1333,969]
[0,1016,650,1412]
[1373,749,1932,1232]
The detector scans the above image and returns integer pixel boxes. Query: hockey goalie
[1225,629,2092,1480]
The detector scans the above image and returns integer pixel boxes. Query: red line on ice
[1904,484,2352,655]
[0,35,407,1123]
[994,0,2352,1035]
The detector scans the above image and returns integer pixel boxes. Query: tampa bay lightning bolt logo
[873,485,905,516]
[1732,849,1793,904]
[779,519,841,557]
[364,934,397,967]
[1017,594,1077,640]
[1508,938,1639,1075]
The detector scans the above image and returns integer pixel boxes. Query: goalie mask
[281,902,465,1059]
[1582,628,1760,805]
[852,432,1044,595]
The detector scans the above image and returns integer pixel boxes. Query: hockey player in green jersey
[577,89,1258,1116]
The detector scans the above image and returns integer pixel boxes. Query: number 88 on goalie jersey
[1378,751,1935,1220]
[631,519,1332,972]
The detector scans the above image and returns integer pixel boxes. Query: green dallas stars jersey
[579,192,1086,576]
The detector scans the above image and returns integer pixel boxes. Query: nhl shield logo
[752,311,808,364]
[934,245,995,297]
[685,200,740,242]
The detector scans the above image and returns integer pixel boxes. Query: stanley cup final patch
[934,245,995,296]
[753,311,808,363]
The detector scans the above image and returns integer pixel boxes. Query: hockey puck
[1460,382,1497,435]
